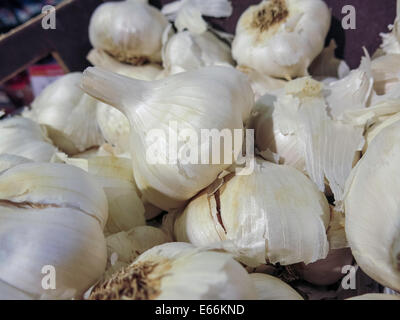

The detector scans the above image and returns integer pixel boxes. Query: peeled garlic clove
[232,0,331,79]
[251,273,303,300]
[293,248,353,286]
[25,73,104,155]
[81,66,254,211]
[174,159,330,266]
[325,50,373,120]
[0,162,108,299]
[105,226,171,277]
[347,294,400,300]
[89,0,168,65]
[57,155,146,235]
[90,242,257,300]
[0,117,57,162]
[344,120,400,291]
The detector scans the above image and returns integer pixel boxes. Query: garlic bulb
[105,226,171,277]
[292,248,353,286]
[81,66,254,211]
[344,119,400,291]
[347,294,400,300]
[173,159,330,266]
[0,162,108,299]
[232,0,331,79]
[54,154,145,235]
[251,273,303,300]
[25,73,104,155]
[89,0,168,65]
[88,49,163,155]
[0,117,57,162]
[90,242,257,300]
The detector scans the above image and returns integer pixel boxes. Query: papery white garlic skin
[81,66,254,211]
[174,159,330,266]
[232,0,331,79]
[90,242,257,300]
[251,273,303,300]
[344,119,400,291]
[0,117,57,162]
[0,162,108,299]
[89,0,168,64]
[105,226,171,277]
[162,29,234,75]
[25,73,104,155]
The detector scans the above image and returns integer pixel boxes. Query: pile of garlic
[1,0,400,300]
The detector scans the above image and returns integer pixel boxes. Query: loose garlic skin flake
[344,120,400,291]
[232,0,331,79]
[89,0,168,65]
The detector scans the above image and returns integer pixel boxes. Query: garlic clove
[250,273,303,300]
[90,242,257,300]
[89,0,168,65]
[344,119,400,291]
[81,66,254,211]
[232,0,331,79]
[25,73,104,155]
[0,117,57,162]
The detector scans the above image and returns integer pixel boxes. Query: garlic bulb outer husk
[344,119,400,291]
[25,73,104,155]
[327,206,348,250]
[0,154,32,173]
[0,117,57,162]
[81,66,254,211]
[371,54,400,96]
[90,242,257,300]
[0,162,108,299]
[105,226,171,278]
[174,159,330,266]
[162,28,234,76]
[232,0,331,79]
[250,273,303,300]
[89,0,168,64]
[54,154,146,235]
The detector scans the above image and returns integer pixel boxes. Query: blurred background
[0,0,397,115]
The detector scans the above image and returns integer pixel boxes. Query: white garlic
[54,154,145,235]
[0,154,32,173]
[81,66,254,211]
[89,242,257,300]
[25,73,104,155]
[89,0,168,64]
[0,162,108,299]
[232,0,331,79]
[105,226,171,278]
[251,273,303,300]
[173,159,330,266]
[370,54,400,97]
[0,117,57,162]
[344,119,400,291]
